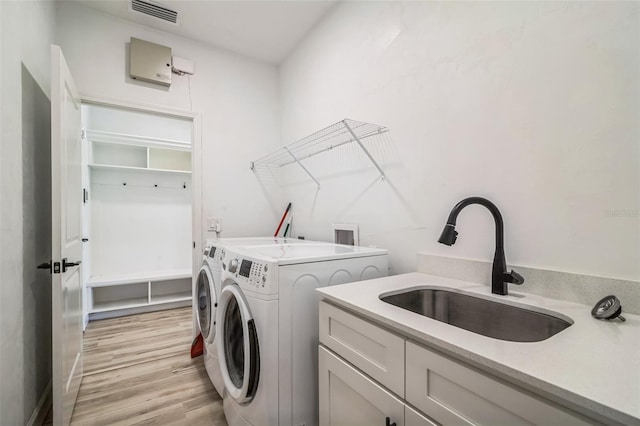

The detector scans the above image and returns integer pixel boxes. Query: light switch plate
[208,217,222,232]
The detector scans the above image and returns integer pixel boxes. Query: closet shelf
[89,163,192,175]
[85,129,191,150]
[250,119,389,188]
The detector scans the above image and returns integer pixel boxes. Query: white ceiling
[73,0,336,64]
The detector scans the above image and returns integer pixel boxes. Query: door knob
[37,260,61,274]
[37,261,52,271]
[62,258,82,273]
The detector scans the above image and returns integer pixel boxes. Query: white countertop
[317,272,640,426]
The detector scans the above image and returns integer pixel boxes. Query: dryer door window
[218,284,260,404]
[196,267,213,340]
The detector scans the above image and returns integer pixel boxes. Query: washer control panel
[227,257,275,291]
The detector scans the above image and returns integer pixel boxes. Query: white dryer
[195,237,328,397]
[216,244,389,426]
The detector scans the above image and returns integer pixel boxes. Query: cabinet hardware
[385,417,396,426]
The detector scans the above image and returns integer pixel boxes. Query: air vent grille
[131,0,178,24]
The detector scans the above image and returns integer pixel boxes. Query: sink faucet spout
[438,197,523,295]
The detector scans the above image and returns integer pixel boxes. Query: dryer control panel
[208,246,224,262]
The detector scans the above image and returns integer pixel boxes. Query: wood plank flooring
[46,307,227,425]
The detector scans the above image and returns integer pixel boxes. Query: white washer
[195,237,329,397]
[196,241,225,396]
[216,244,389,426]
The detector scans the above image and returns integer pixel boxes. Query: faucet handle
[504,270,524,285]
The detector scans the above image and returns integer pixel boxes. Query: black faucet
[438,197,524,295]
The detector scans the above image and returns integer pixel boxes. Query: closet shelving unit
[250,119,388,188]
[86,269,192,314]
[87,129,192,175]
[84,128,192,319]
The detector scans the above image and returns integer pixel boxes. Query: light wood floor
[45,307,227,425]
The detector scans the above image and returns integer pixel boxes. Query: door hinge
[81,129,86,140]
[53,262,61,274]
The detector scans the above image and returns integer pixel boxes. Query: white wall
[55,2,284,244]
[0,0,56,424]
[279,1,640,281]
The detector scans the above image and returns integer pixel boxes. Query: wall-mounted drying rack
[250,119,389,189]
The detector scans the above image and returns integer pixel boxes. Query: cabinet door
[406,342,595,426]
[319,301,405,397]
[319,345,404,426]
[405,405,439,426]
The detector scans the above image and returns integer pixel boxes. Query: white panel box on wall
[130,37,172,86]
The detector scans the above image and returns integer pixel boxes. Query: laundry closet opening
[80,101,196,326]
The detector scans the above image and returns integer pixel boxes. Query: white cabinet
[319,301,405,397]
[405,406,438,426]
[406,342,593,426]
[319,301,597,426]
[319,346,405,426]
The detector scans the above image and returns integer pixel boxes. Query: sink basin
[380,288,572,342]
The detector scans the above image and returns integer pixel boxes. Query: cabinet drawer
[319,301,405,397]
[319,345,405,426]
[406,341,594,426]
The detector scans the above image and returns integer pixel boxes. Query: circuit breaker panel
[130,37,172,87]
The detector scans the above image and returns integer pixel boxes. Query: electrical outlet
[208,217,222,232]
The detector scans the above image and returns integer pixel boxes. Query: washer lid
[234,243,387,265]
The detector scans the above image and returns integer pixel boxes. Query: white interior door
[51,44,84,426]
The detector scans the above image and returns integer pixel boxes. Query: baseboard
[27,380,52,426]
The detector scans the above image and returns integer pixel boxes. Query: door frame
[79,93,203,330]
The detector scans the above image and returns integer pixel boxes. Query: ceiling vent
[130,0,178,24]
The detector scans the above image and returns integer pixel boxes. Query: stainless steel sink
[380,288,572,342]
